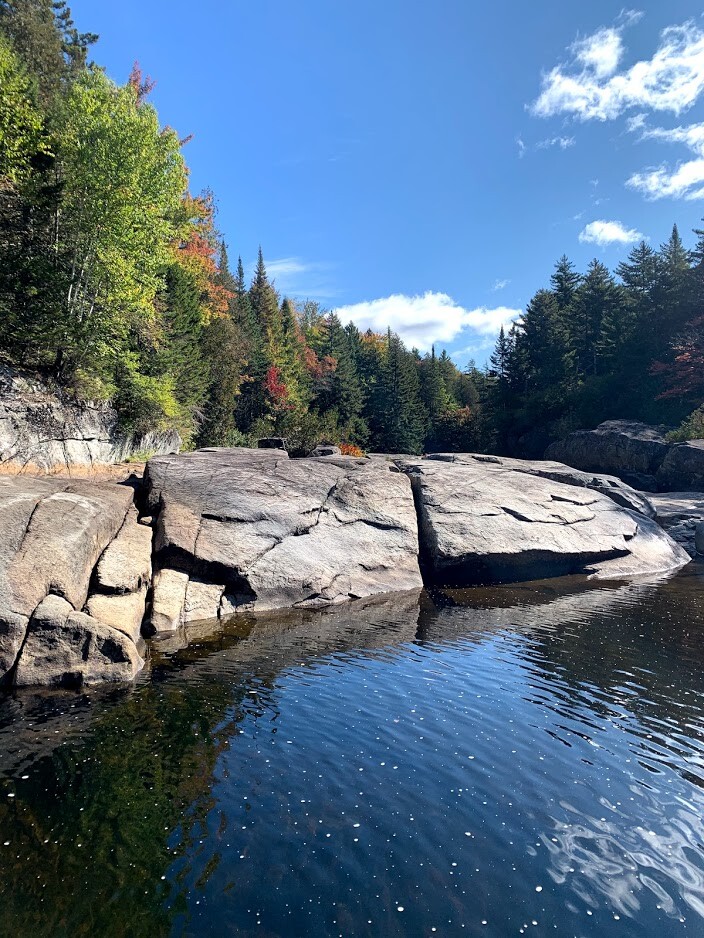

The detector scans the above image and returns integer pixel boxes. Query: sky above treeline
[70,0,704,365]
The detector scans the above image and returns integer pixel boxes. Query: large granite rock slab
[0,364,180,473]
[142,447,422,623]
[545,420,672,487]
[425,453,655,518]
[396,456,689,586]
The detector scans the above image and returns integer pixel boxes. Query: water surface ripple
[1,568,703,937]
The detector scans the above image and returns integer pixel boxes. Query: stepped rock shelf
[0,447,691,688]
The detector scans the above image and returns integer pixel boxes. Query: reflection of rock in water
[150,588,423,679]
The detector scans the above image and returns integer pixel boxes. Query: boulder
[142,447,422,620]
[648,492,704,557]
[14,595,143,687]
[425,453,655,518]
[545,420,671,478]
[0,476,134,681]
[657,440,704,491]
[149,568,189,633]
[395,456,689,586]
[0,364,180,473]
[85,589,148,643]
[309,444,342,457]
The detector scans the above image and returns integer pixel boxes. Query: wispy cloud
[517,135,527,158]
[627,120,704,199]
[578,219,644,245]
[535,135,576,150]
[531,18,704,121]
[333,292,520,353]
[491,278,510,292]
[255,256,339,300]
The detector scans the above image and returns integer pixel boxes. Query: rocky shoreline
[0,442,696,689]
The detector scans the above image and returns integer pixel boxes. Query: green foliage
[0,34,48,181]
[668,406,704,442]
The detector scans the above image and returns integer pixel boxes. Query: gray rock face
[143,447,423,622]
[425,453,655,518]
[396,456,689,586]
[657,441,704,491]
[546,420,704,492]
[0,476,146,685]
[15,595,143,687]
[545,420,671,479]
[95,508,153,594]
[648,492,704,557]
[0,364,180,473]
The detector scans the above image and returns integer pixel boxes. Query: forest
[1,0,703,458]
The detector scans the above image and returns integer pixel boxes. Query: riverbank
[0,444,695,689]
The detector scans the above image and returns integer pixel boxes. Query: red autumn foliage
[175,192,232,320]
[340,443,365,457]
[264,365,293,411]
[652,315,704,402]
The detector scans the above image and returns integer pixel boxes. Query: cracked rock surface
[0,476,145,686]
[0,364,180,473]
[142,447,423,624]
[395,455,690,586]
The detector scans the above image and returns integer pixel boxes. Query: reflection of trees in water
[0,678,241,936]
[0,591,421,936]
[0,573,703,934]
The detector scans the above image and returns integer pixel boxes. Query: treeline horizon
[1,1,702,459]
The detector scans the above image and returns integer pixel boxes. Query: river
[1,566,703,937]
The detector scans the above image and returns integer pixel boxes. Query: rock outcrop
[425,453,655,518]
[0,476,146,686]
[546,420,704,492]
[545,420,671,489]
[142,447,423,627]
[0,365,180,474]
[657,440,704,491]
[396,454,689,586]
[0,444,695,687]
[648,491,704,557]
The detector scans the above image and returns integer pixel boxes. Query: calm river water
[1,567,703,937]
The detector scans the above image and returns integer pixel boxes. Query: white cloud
[531,19,704,121]
[628,119,704,199]
[333,292,520,352]
[572,26,625,78]
[578,219,644,245]
[627,159,704,200]
[517,135,526,158]
[535,135,576,150]
[491,278,510,291]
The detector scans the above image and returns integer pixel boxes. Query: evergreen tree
[550,255,581,309]
[375,330,427,454]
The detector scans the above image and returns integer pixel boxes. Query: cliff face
[0,366,180,473]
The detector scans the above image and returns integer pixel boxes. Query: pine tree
[376,330,428,454]
[571,260,622,379]
[550,255,581,309]
[490,326,511,379]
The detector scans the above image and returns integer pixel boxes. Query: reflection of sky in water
[1,570,704,936]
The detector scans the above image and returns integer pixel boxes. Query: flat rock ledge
[142,447,423,627]
[0,446,692,687]
[394,454,689,586]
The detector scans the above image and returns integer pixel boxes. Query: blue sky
[70,0,704,364]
